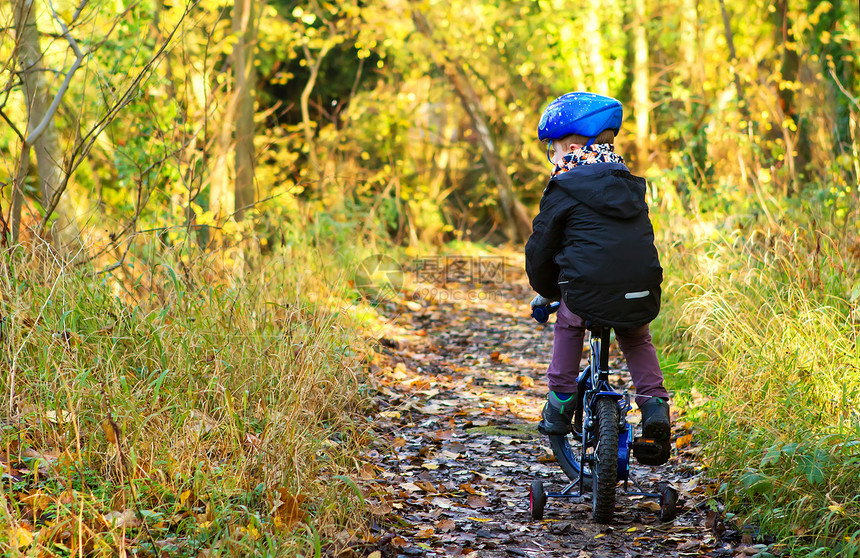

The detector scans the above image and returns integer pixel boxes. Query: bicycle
[528,301,678,523]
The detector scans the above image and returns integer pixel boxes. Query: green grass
[654,214,860,556]
[0,236,376,556]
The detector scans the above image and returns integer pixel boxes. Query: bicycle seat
[583,320,612,335]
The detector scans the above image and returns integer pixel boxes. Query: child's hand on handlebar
[530,294,559,308]
[530,295,561,323]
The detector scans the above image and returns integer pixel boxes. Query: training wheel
[658,484,678,522]
[529,480,546,520]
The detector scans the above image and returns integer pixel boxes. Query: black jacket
[525,162,663,329]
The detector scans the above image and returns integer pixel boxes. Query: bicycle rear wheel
[592,397,619,523]
[548,433,589,484]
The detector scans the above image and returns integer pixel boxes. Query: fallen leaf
[359,464,377,480]
[185,410,217,436]
[179,490,193,506]
[101,419,119,444]
[459,483,477,494]
[537,453,556,463]
[676,434,693,448]
[430,497,454,509]
[21,490,51,512]
[638,501,661,512]
[415,527,434,538]
[12,525,33,548]
[102,510,140,529]
[417,481,437,493]
[369,501,393,515]
[517,375,535,388]
[437,518,456,532]
[271,488,307,528]
[467,496,489,508]
[45,410,74,424]
[677,540,701,551]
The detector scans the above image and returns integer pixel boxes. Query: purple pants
[547,300,669,406]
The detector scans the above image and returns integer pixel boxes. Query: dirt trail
[357,257,741,557]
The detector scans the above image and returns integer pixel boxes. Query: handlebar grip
[531,301,561,323]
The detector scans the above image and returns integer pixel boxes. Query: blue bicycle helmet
[538,92,623,144]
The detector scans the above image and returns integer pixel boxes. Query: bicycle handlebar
[531,301,561,323]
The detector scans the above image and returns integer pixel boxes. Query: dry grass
[655,217,860,556]
[0,237,374,556]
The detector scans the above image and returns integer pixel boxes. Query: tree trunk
[584,10,607,95]
[232,0,256,218]
[810,0,855,152]
[679,0,700,107]
[632,0,650,168]
[210,101,235,221]
[411,9,532,242]
[12,0,79,249]
[300,41,332,195]
[772,0,809,194]
[718,0,747,114]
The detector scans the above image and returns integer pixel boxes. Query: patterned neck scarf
[551,143,626,177]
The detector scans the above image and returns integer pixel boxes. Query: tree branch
[26,0,88,145]
[38,0,197,237]
[830,67,860,111]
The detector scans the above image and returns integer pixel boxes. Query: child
[525,91,671,465]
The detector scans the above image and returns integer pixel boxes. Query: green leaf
[740,471,773,495]
[761,444,781,466]
[781,442,799,456]
[151,369,170,401]
[850,281,860,302]
[333,475,364,505]
[798,450,828,485]
[139,509,163,520]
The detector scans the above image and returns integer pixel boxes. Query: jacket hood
[548,163,647,219]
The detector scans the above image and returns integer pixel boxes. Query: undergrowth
[654,209,860,557]
[0,231,377,556]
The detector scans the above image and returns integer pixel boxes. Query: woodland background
[0,0,858,555]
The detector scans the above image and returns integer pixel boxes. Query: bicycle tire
[547,434,592,488]
[529,480,546,520]
[658,483,678,522]
[592,397,619,523]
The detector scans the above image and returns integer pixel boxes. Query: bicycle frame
[578,326,633,484]
[530,303,679,521]
[568,326,632,482]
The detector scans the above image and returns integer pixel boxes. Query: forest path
[358,255,736,557]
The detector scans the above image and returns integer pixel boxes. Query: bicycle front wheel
[592,397,619,523]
